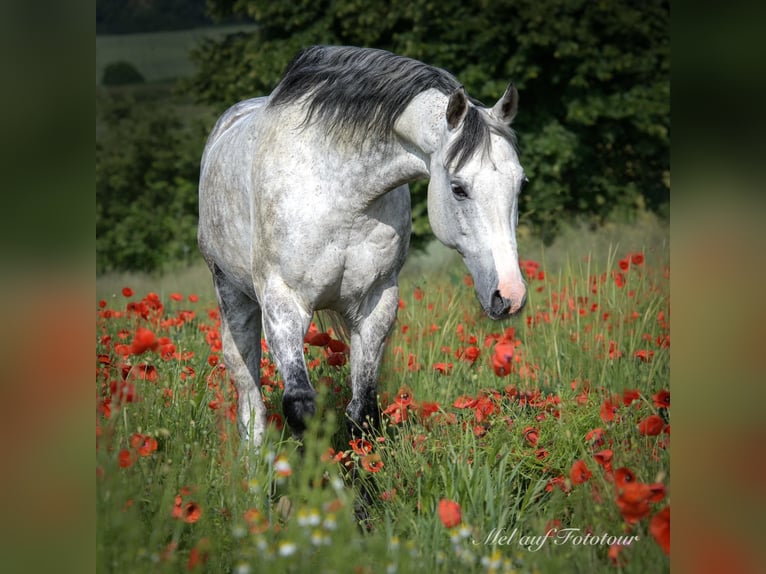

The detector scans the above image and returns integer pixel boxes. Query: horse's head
[428,85,527,320]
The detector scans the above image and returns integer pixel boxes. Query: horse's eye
[521,176,530,192]
[451,183,469,201]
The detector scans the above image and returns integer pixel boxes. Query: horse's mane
[268,45,515,169]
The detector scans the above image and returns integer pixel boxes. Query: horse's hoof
[283,389,317,434]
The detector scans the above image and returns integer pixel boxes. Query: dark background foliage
[96,0,669,273]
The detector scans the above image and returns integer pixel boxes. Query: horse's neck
[335,89,447,200]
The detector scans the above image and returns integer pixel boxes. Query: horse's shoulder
[207,97,269,150]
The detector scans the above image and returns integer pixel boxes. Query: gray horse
[198,46,527,450]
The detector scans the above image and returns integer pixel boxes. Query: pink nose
[497,280,527,315]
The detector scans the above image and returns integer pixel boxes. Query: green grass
[96,24,259,84]
[96,218,669,572]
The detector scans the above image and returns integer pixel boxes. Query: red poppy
[599,396,620,423]
[634,349,655,362]
[622,389,641,406]
[618,258,630,271]
[462,345,481,364]
[130,327,159,355]
[586,427,606,449]
[328,338,348,353]
[305,330,331,347]
[438,498,462,528]
[570,459,593,485]
[638,414,665,436]
[545,476,570,494]
[130,433,158,456]
[267,413,284,430]
[650,506,670,555]
[522,426,539,446]
[182,501,202,524]
[433,362,453,375]
[118,448,135,468]
[492,342,515,377]
[614,467,636,489]
[187,538,210,570]
[122,287,134,297]
[630,252,645,265]
[361,453,384,473]
[593,449,613,473]
[653,389,670,409]
[170,292,183,302]
[349,438,373,456]
[327,352,347,367]
[608,543,626,566]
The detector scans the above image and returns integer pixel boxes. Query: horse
[198,45,528,450]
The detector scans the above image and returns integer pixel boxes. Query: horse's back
[198,97,269,297]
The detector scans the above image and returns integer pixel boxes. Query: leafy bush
[101,61,146,86]
[189,0,669,244]
[96,91,209,273]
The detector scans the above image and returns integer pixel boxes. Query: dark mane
[269,45,516,169]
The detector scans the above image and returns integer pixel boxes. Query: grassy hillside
[96,24,259,84]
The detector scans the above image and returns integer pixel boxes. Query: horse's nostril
[491,290,512,316]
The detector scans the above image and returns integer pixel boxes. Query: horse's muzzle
[490,289,526,319]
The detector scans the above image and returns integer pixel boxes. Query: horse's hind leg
[260,280,316,437]
[213,267,267,450]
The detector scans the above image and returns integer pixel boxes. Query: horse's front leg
[346,282,400,438]
[260,282,316,437]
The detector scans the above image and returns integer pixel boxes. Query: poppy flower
[361,453,384,473]
[593,449,613,473]
[630,252,645,265]
[634,349,654,362]
[187,538,210,570]
[622,389,641,406]
[522,426,539,446]
[459,346,480,366]
[130,327,159,355]
[650,506,670,555]
[327,352,347,367]
[570,459,593,485]
[170,292,183,302]
[349,438,373,456]
[600,396,620,423]
[118,448,135,468]
[638,414,665,436]
[614,467,636,489]
[305,330,331,347]
[438,499,462,528]
[122,287,134,297]
[130,433,158,456]
[653,389,670,409]
[492,342,515,377]
[182,501,202,524]
[433,362,453,375]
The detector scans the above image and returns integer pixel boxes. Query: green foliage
[102,61,146,86]
[190,0,669,245]
[96,91,211,273]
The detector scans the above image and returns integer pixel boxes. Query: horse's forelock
[446,107,517,172]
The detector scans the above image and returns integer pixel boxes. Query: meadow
[96,218,669,573]
[96,24,259,84]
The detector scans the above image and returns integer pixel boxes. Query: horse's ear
[491,83,518,125]
[446,87,468,130]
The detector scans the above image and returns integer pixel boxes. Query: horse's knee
[282,387,317,435]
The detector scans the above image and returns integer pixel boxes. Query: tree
[187,0,669,245]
